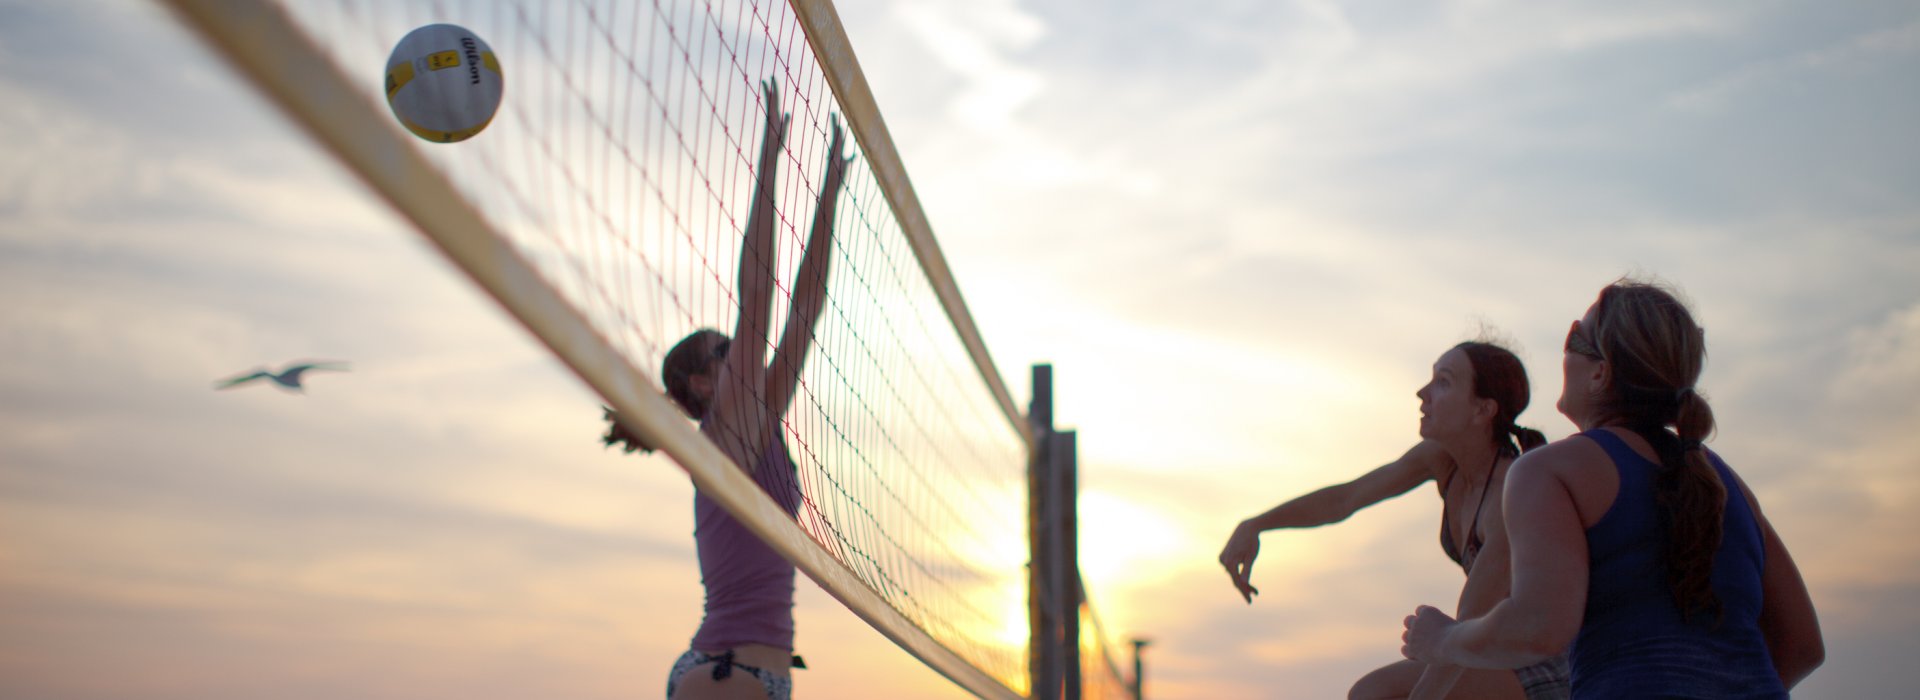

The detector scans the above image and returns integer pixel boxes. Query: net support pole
[1054,431,1081,699]
[1131,638,1150,700]
[1029,364,1058,700]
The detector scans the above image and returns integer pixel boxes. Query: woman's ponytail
[1511,425,1548,453]
[1657,387,1724,625]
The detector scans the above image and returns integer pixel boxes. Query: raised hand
[821,112,854,195]
[757,78,790,175]
[601,406,654,454]
[1218,521,1262,603]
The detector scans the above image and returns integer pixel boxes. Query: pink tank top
[689,438,803,651]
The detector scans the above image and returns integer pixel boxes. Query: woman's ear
[1476,396,1500,425]
[1586,359,1611,399]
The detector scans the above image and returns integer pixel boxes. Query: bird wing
[277,361,350,387]
[214,370,272,389]
[284,360,352,373]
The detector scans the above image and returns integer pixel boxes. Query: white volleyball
[384,24,503,143]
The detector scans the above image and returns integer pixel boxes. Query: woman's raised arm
[765,113,853,417]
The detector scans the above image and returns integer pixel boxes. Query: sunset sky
[4,0,1917,699]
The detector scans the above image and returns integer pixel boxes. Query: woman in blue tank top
[604,78,853,700]
[1399,279,1825,698]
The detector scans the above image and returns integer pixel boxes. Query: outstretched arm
[766,113,854,416]
[710,79,789,456]
[1219,440,1447,603]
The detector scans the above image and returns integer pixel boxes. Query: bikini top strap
[1463,452,1500,555]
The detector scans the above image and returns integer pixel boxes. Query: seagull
[214,360,351,393]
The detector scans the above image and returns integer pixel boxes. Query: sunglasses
[1565,320,1602,360]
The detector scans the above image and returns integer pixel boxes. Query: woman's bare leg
[1349,659,1523,700]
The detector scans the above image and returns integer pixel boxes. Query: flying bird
[214,361,351,393]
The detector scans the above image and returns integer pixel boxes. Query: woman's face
[1557,303,1606,427]
[1416,347,1487,442]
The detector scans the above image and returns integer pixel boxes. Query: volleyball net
[158,0,1135,697]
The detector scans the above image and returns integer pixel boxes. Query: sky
[2,0,1917,699]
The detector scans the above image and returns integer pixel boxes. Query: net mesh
[166,0,1139,696]
[1080,597,1135,700]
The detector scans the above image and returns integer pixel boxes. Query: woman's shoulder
[1509,433,1626,527]
[1404,439,1457,483]
[1510,434,1610,478]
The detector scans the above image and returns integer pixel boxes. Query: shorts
[1515,653,1571,700]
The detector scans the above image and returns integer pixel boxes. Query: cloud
[0,51,391,240]
[892,0,1045,131]
[1833,301,1920,418]
[1670,19,1920,112]
[0,79,137,216]
[1766,302,1920,588]
[834,0,1158,200]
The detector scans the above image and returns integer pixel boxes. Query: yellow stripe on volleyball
[399,114,496,144]
[384,61,415,99]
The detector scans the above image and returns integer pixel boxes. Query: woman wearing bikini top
[1219,341,1570,699]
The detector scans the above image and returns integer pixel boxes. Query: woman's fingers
[1401,605,1455,661]
[1219,545,1260,602]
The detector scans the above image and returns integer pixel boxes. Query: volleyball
[384,24,503,143]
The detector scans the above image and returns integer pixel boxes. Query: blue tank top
[1572,430,1783,699]
[689,435,804,652]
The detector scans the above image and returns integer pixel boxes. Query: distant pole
[1055,430,1081,699]
[1131,638,1150,700]
[1029,365,1057,700]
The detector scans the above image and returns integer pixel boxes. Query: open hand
[758,78,790,169]
[601,406,654,454]
[822,113,855,193]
